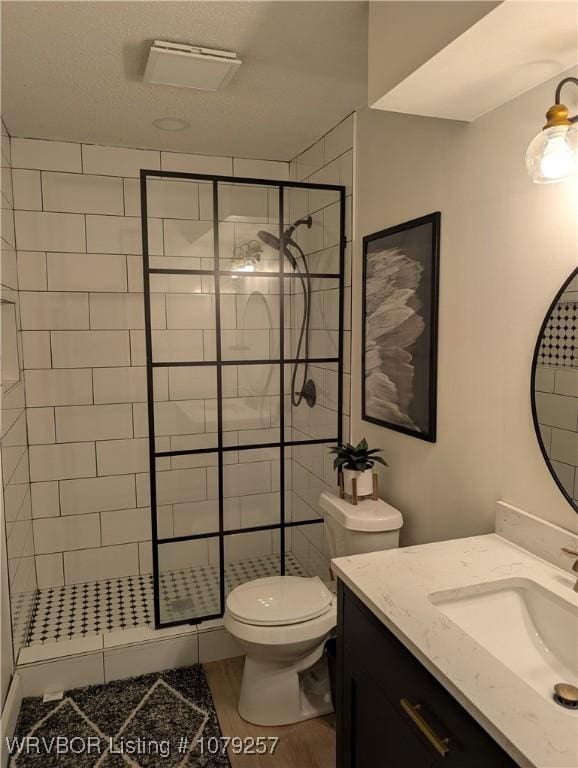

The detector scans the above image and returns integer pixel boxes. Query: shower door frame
[140,169,346,629]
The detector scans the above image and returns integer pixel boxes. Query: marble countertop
[331,534,578,768]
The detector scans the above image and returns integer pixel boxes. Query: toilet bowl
[224,575,336,726]
[226,491,403,726]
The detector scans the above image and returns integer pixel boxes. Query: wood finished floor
[204,656,336,768]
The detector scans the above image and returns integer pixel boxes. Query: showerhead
[257,228,297,269]
[256,229,281,251]
[257,215,312,269]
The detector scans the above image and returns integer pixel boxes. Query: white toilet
[224,489,403,726]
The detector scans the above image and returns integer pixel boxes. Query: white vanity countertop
[331,534,578,768]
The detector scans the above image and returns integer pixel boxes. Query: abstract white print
[362,213,440,442]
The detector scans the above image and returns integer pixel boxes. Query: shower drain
[553,683,578,709]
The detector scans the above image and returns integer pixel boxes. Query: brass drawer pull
[400,698,451,757]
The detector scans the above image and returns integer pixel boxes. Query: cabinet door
[339,585,517,768]
[342,659,436,768]
[338,584,519,768]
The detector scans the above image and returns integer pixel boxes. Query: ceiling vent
[144,40,241,91]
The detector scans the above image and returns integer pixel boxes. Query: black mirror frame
[530,267,578,513]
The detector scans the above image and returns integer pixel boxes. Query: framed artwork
[362,212,440,443]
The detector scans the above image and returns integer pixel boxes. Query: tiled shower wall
[287,114,354,579]
[1,118,36,659]
[535,274,578,506]
[10,138,292,589]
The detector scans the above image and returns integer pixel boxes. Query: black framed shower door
[140,169,346,628]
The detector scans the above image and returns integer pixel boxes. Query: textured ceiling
[1,1,368,160]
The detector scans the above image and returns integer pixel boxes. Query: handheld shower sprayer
[256,216,316,409]
[282,215,313,244]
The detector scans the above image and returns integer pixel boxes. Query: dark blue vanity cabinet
[336,582,519,768]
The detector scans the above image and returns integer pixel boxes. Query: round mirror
[531,268,577,511]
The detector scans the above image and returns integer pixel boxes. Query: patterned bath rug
[9,665,231,768]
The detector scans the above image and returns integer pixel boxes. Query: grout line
[39,170,45,212]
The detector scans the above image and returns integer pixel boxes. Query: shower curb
[15,621,242,698]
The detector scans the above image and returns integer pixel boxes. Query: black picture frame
[362,212,440,443]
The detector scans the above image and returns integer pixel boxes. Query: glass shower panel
[149,268,218,455]
[222,363,280,446]
[218,273,280,361]
[284,361,339,443]
[158,537,220,624]
[223,447,281,528]
[152,365,219,455]
[148,177,214,271]
[154,447,220,624]
[285,443,328,521]
[223,529,281,595]
[216,182,281,274]
[284,187,341,275]
[153,461,215,510]
[149,273,214,364]
[285,277,340,361]
[142,171,344,628]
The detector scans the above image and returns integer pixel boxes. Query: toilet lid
[226,576,333,626]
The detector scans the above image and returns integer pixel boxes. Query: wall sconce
[526,76,578,183]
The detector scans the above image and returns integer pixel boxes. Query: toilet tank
[318,490,403,559]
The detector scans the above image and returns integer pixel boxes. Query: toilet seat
[224,576,337,647]
[227,575,333,627]
[225,595,337,646]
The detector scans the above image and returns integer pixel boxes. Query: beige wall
[368,0,499,106]
[352,69,578,544]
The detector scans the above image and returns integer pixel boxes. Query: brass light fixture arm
[550,76,578,126]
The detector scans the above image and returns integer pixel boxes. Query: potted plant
[330,438,388,497]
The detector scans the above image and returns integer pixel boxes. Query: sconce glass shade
[526,123,578,183]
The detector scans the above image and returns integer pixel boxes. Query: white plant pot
[342,468,373,497]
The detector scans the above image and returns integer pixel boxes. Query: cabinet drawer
[344,659,437,768]
[340,584,517,767]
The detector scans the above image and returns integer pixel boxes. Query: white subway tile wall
[11,138,82,173]
[42,172,124,215]
[9,128,356,609]
[12,169,42,210]
[12,138,323,592]
[287,113,355,581]
[14,211,86,252]
[1,120,37,662]
[160,152,233,176]
[81,145,160,178]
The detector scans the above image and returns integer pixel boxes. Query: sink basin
[429,578,578,704]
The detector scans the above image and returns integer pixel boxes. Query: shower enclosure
[140,170,345,628]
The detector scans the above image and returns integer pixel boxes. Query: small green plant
[330,438,388,472]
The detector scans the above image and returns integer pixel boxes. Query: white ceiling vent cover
[144,40,241,91]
